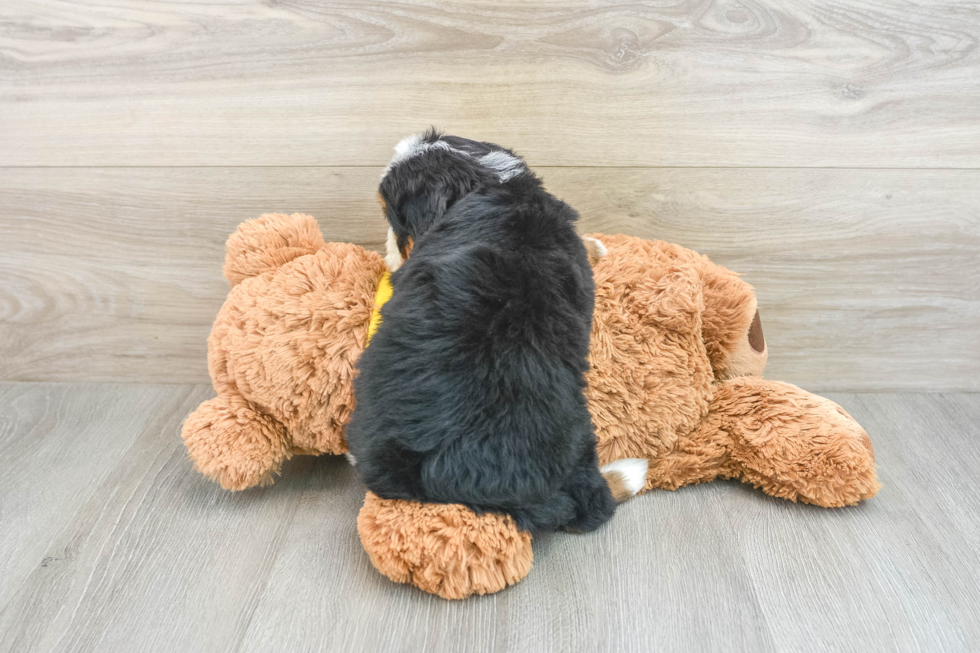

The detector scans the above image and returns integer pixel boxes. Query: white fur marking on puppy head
[382,133,526,184]
[382,132,433,180]
[394,133,425,158]
[600,458,649,497]
[384,226,404,272]
[479,151,526,182]
[345,452,357,466]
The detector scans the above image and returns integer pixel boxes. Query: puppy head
[379,129,527,270]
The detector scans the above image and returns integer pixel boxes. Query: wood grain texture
[2,167,977,390]
[1,1,979,167]
[1,384,978,652]
[735,391,980,652]
[0,383,201,610]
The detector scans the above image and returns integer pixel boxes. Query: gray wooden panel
[1,385,979,652]
[237,481,776,653]
[0,383,303,653]
[729,392,980,652]
[1,1,978,167]
[0,383,199,611]
[2,167,977,391]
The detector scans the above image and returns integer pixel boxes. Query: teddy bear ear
[223,213,325,286]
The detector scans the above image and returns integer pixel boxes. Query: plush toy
[182,213,879,599]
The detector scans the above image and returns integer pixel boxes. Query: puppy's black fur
[347,131,616,533]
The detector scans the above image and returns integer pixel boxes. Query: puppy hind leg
[560,459,622,533]
[506,458,629,534]
[503,452,613,533]
[506,495,578,534]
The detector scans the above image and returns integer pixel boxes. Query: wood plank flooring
[1,383,977,653]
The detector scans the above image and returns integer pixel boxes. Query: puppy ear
[401,183,450,238]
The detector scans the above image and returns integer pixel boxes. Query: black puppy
[346,130,647,533]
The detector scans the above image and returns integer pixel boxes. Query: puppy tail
[600,458,649,503]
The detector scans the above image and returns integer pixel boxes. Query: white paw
[600,458,648,497]
[582,236,608,260]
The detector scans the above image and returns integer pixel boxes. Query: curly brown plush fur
[182,213,879,600]
[357,492,533,600]
[183,214,386,490]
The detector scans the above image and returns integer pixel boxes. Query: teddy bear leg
[645,427,733,492]
[181,392,290,491]
[709,378,880,507]
[357,492,533,600]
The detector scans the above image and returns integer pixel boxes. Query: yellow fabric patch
[366,271,393,347]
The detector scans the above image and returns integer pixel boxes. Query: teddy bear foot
[181,393,290,491]
[357,492,533,600]
[712,378,881,507]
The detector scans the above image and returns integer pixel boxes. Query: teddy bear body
[182,213,879,599]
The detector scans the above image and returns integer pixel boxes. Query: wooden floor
[0,382,977,653]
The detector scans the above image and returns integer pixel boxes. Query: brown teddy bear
[182,213,879,599]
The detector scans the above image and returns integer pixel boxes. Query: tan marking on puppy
[604,472,633,503]
[600,458,649,503]
[401,237,414,260]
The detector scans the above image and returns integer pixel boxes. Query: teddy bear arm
[181,390,290,491]
[699,377,880,507]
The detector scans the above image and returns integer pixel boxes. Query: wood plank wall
[1,1,978,391]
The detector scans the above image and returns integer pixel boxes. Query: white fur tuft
[381,132,430,180]
[345,452,357,466]
[394,133,424,158]
[384,226,404,272]
[600,458,648,497]
[582,236,608,259]
[381,132,526,183]
[479,151,526,182]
